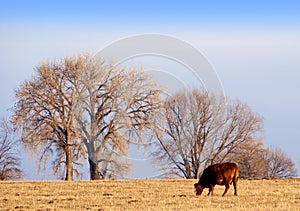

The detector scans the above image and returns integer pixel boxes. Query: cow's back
[220,163,238,178]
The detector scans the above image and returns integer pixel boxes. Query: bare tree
[0,119,23,180]
[74,56,160,179]
[12,57,84,180]
[152,89,220,178]
[209,99,263,164]
[232,142,297,179]
[12,53,160,180]
[230,139,268,178]
[152,89,263,179]
[264,146,297,178]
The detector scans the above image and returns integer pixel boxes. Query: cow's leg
[233,177,238,196]
[222,183,230,196]
[208,185,214,196]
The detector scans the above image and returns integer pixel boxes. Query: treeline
[0,53,297,180]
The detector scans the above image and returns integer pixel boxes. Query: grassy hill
[1,178,299,210]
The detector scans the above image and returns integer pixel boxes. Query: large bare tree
[12,57,83,180]
[74,56,160,179]
[12,53,160,180]
[0,119,23,180]
[152,89,263,179]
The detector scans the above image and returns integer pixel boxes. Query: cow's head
[194,183,204,195]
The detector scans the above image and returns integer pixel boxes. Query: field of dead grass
[0,178,299,210]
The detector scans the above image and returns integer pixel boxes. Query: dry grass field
[0,178,299,210]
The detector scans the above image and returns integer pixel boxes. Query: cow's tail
[233,166,239,183]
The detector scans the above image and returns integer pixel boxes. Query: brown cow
[194,162,238,196]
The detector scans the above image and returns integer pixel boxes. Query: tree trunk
[88,157,100,180]
[86,140,101,180]
[196,162,201,179]
[65,144,73,181]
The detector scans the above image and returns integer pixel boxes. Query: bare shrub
[0,119,23,180]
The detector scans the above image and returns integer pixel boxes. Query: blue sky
[1,1,300,27]
[1,1,300,179]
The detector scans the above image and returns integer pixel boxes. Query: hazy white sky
[1,1,299,179]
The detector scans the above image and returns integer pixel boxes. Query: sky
[1,0,300,179]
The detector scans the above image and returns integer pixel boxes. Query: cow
[194,162,238,196]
